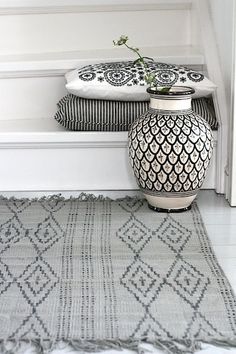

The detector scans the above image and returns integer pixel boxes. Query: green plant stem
[113,35,171,92]
[123,43,148,69]
[124,43,142,61]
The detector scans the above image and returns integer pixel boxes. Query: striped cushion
[54,94,218,131]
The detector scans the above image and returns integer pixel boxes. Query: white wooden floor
[196,190,236,294]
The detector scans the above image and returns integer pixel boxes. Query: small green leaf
[160,86,171,93]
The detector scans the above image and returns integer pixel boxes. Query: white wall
[0,3,195,122]
[209,0,234,113]
[0,10,191,56]
[208,0,236,202]
[0,0,219,193]
[230,23,236,204]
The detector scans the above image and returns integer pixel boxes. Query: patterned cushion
[54,95,218,131]
[65,61,216,101]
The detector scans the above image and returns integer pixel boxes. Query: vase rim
[147,86,195,96]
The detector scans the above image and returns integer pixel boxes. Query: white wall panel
[209,0,234,112]
[0,10,191,55]
[0,147,137,191]
[0,141,217,191]
[208,0,236,200]
[228,1,236,205]
[0,77,67,120]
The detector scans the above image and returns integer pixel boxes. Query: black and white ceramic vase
[128,86,214,212]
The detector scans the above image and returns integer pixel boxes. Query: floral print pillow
[65,61,216,101]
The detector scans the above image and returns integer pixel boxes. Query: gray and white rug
[0,195,236,354]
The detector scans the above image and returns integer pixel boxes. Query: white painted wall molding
[0,48,204,79]
[0,131,129,149]
[0,0,192,15]
[228,1,236,205]
[0,139,218,151]
[0,141,127,149]
[195,0,228,194]
[0,69,66,79]
[0,130,217,150]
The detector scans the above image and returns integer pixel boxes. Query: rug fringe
[0,192,143,203]
[0,192,110,203]
[1,338,236,354]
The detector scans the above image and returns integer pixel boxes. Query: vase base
[148,204,192,213]
[143,193,197,212]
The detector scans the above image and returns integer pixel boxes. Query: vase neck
[150,97,192,111]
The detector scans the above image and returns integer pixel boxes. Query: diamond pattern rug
[0,195,235,354]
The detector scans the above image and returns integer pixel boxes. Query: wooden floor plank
[197,191,236,294]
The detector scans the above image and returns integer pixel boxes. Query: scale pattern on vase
[128,110,213,195]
